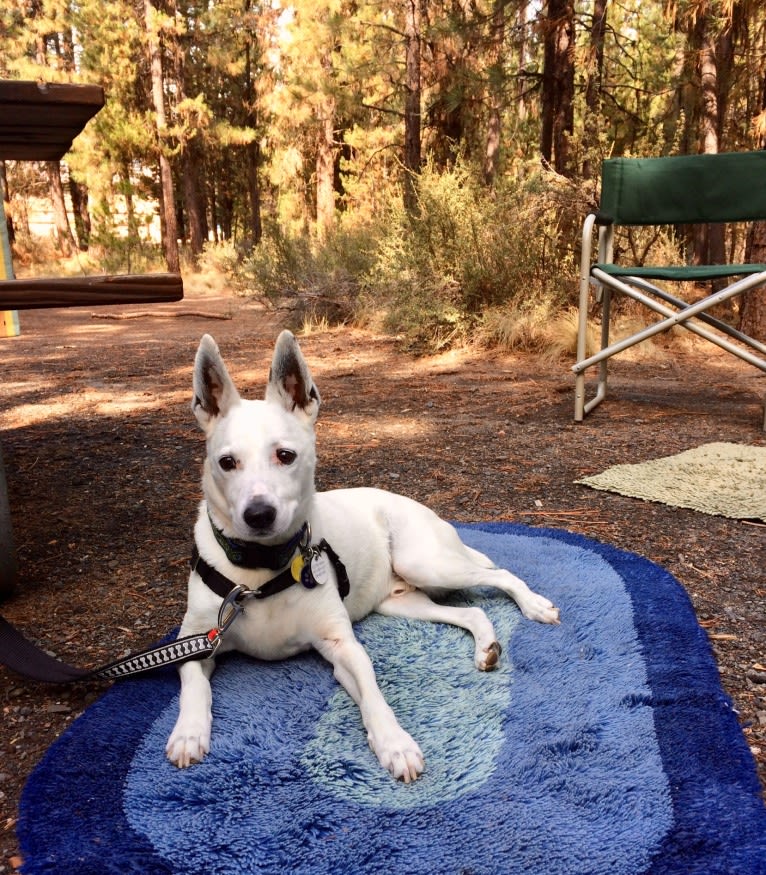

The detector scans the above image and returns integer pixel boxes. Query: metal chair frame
[573,152,766,425]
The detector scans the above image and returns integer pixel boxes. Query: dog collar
[191,537,350,603]
[207,512,308,571]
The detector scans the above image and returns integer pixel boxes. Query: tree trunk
[316,106,335,240]
[742,219,766,341]
[120,162,139,241]
[693,12,727,310]
[243,142,260,246]
[1,162,15,247]
[662,42,691,152]
[403,0,422,215]
[516,1,529,122]
[46,161,76,257]
[182,152,206,259]
[244,26,262,245]
[171,3,206,263]
[68,176,91,251]
[210,175,220,243]
[540,0,575,176]
[581,0,607,179]
[741,72,766,343]
[144,0,180,273]
[482,0,505,187]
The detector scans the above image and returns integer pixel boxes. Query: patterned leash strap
[0,614,218,683]
[0,585,246,684]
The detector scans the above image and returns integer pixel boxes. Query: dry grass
[476,302,711,363]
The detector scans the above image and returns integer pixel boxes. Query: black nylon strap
[0,615,91,682]
[191,547,296,600]
[191,541,350,601]
[317,539,350,599]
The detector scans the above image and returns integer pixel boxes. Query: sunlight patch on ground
[319,414,437,444]
[1,388,189,430]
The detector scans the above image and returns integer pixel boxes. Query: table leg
[0,442,18,598]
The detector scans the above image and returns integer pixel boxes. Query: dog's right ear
[192,334,240,429]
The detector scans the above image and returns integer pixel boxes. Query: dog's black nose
[243,500,277,532]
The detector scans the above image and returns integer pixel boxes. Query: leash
[0,527,349,684]
[0,585,238,683]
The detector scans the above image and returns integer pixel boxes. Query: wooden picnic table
[0,80,184,598]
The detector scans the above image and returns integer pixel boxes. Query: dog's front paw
[166,718,211,768]
[369,726,424,783]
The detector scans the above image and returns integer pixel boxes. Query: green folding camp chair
[573,151,766,425]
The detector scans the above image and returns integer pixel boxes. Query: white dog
[166,331,560,782]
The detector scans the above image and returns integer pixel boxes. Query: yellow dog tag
[290,554,305,582]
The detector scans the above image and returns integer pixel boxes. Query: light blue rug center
[123,530,673,875]
[300,588,520,809]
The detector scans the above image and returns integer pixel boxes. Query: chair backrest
[599,151,766,226]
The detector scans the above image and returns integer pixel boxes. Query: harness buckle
[299,522,312,559]
[207,584,249,651]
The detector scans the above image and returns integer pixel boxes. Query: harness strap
[191,539,350,601]
[191,547,296,601]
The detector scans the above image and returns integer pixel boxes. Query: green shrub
[228,158,588,351]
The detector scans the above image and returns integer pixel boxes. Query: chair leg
[574,215,597,422]
[575,286,612,420]
[592,287,611,409]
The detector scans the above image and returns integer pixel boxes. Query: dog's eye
[276,449,297,466]
[218,455,238,472]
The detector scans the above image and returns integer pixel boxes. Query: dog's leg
[412,559,559,625]
[390,518,560,625]
[166,658,216,768]
[314,630,424,783]
[457,564,561,625]
[377,587,502,671]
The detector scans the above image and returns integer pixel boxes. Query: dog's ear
[265,330,321,422]
[192,334,240,428]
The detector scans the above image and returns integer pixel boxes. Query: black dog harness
[195,519,350,601]
[0,522,349,683]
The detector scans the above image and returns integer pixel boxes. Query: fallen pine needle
[517,509,603,516]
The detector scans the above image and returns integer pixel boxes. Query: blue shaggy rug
[16,524,766,874]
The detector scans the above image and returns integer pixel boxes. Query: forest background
[2,0,766,351]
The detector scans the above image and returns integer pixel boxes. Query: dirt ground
[1,280,764,872]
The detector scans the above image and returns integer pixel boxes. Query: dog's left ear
[265,330,321,422]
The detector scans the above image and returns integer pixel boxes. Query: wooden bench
[0,273,183,310]
[0,80,186,598]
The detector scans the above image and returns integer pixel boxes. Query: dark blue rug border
[17,524,766,874]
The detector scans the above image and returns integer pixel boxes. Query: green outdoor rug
[577,442,766,521]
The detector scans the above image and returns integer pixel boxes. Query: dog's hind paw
[519,592,560,625]
[476,640,502,671]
